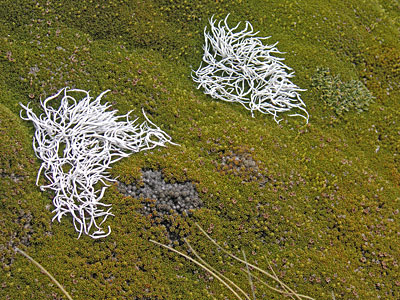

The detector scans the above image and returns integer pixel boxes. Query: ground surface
[0,0,399,299]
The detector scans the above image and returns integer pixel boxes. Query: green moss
[311,67,375,115]
[1,0,400,299]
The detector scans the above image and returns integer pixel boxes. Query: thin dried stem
[245,269,296,299]
[149,239,244,300]
[242,250,256,300]
[185,238,252,300]
[15,247,73,300]
[151,223,315,299]
[195,223,315,300]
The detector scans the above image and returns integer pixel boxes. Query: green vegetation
[14,247,74,300]
[1,0,399,299]
[151,223,317,300]
[311,67,375,115]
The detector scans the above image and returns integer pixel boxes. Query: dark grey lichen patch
[118,169,202,244]
[118,169,203,216]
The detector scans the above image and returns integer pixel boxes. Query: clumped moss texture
[0,0,399,299]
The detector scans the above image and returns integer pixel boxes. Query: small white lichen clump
[192,15,309,124]
[20,87,176,238]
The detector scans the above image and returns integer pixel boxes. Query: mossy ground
[1,0,399,299]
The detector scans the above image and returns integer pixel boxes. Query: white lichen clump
[20,87,176,238]
[192,15,309,123]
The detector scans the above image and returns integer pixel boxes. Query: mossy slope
[1,0,399,299]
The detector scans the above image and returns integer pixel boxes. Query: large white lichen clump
[192,15,309,124]
[20,87,176,238]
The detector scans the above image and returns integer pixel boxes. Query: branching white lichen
[20,87,176,239]
[192,15,309,124]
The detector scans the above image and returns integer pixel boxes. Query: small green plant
[311,68,375,115]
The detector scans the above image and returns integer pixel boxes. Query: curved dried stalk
[150,223,315,299]
[185,238,251,300]
[150,239,245,300]
[195,223,314,300]
[242,250,256,300]
[15,247,73,300]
